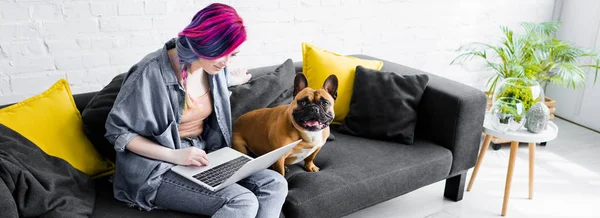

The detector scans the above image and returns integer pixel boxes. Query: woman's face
[190,49,240,75]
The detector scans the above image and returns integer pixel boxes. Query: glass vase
[490,97,527,132]
[492,78,545,113]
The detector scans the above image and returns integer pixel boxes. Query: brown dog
[232,73,338,176]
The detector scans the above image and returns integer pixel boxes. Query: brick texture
[0,0,555,105]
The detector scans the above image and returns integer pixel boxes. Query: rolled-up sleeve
[105,65,170,152]
[110,131,139,152]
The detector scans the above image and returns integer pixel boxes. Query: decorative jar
[490,97,527,132]
[492,78,545,113]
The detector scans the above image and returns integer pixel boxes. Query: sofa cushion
[283,126,452,218]
[349,54,486,176]
[0,78,114,178]
[230,58,297,121]
[339,66,429,145]
[301,42,383,124]
[82,73,125,163]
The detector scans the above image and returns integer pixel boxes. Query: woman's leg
[237,169,288,218]
[154,171,259,218]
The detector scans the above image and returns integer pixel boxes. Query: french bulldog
[232,73,338,176]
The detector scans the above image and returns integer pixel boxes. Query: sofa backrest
[2,55,432,116]
[248,61,303,78]
[0,88,97,114]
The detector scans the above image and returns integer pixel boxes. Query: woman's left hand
[229,68,252,86]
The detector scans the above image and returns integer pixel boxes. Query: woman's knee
[270,171,288,193]
[228,190,259,215]
[260,170,288,196]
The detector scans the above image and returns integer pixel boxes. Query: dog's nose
[311,106,319,113]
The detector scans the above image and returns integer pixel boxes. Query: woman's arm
[105,64,208,166]
[126,136,209,166]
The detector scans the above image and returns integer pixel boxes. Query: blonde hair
[184,95,196,111]
[183,88,211,112]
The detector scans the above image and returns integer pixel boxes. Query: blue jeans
[154,169,288,218]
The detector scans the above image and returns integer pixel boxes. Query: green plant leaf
[554,62,586,88]
[487,75,501,96]
[451,21,600,90]
[450,51,486,65]
[597,60,599,84]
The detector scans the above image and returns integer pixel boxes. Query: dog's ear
[293,73,309,98]
[322,74,338,100]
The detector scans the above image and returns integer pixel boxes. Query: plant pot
[485,91,493,111]
[544,96,556,120]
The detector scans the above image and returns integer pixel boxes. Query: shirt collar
[160,38,181,86]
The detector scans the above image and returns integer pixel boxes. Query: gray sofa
[6,54,486,218]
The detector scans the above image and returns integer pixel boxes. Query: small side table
[467,114,559,216]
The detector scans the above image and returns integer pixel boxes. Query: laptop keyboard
[192,156,251,187]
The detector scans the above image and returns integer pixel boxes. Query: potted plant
[451,21,600,119]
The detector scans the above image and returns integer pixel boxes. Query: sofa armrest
[416,74,486,175]
[351,55,487,175]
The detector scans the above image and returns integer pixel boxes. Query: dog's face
[289,73,338,132]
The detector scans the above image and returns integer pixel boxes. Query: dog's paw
[305,163,320,172]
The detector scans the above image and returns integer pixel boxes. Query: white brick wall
[0,0,556,105]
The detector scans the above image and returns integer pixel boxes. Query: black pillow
[229,58,296,121]
[338,65,429,145]
[81,73,125,162]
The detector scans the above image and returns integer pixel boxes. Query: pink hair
[177,3,246,60]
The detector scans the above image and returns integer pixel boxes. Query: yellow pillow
[302,42,384,124]
[0,78,114,178]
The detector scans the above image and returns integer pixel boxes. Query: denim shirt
[104,39,233,210]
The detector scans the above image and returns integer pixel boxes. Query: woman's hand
[169,147,210,166]
[229,68,252,86]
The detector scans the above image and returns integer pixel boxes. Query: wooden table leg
[502,141,519,216]
[529,142,535,199]
[467,134,493,191]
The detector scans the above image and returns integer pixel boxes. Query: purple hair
[176,3,246,65]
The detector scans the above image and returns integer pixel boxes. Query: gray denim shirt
[104,39,233,210]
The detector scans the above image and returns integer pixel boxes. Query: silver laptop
[171,140,301,192]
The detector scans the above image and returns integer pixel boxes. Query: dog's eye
[320,101,329,107]
[299,101,307,107]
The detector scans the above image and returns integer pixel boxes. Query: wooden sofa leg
[444,171,466,201]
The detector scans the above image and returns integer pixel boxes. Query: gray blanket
[0,124,96,218]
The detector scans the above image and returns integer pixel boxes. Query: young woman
[105,3,288,218]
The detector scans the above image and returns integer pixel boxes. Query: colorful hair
[176,3,246,65]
